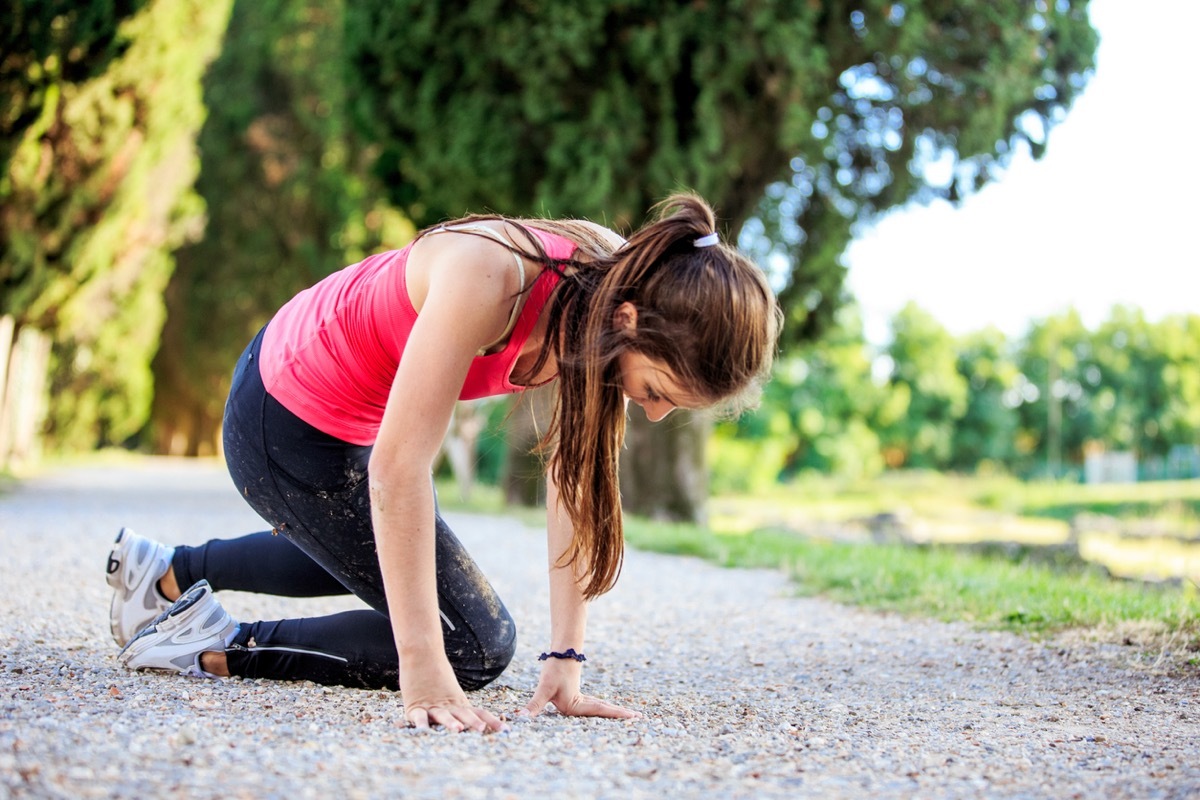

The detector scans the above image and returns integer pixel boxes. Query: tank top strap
[426,223,526,354]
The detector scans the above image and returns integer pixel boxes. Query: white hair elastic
[694,232,719,248]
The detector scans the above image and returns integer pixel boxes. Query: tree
[723,302,899,484]
[343,0,1097,517]
[1152,315,1200,454]
[1087,308,1200,464]
[0,1,148,178]
[149,0,408,456]
[1013,310,1094,476]
[881,302,967,468]
[1,0,233,451]
[950,327,1020,470]
[713,0,1099,348]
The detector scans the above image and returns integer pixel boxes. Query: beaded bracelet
[538,648,587,662]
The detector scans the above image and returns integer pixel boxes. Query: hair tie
[694,232,719,248]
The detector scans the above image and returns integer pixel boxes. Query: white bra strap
[427,223,527,353]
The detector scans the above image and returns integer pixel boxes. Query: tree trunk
[0,320,52,470]
[437,401,486,502]
[619,409,709,524]
[502,385,555,507]
[0,316,12,427]
[501,388,711,523]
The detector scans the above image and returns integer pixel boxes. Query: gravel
[1,458,1198,799]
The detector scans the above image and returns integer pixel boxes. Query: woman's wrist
[394,634,448,665]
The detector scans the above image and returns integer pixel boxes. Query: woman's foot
[106,527,176,646]
[118,580,238,678]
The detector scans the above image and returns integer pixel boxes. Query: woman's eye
[646,387,661,402]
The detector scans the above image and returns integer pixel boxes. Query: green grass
[437,476,1199,647]
[373,475,1200,667]
[623,518,1199,639]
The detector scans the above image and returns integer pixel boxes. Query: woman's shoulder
[522,219,625,261]
[404,222,529,316]
[572,220,626,250]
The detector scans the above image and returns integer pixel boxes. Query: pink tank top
[259,226,575,445]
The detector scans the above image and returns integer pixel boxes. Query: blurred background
[2,1,1196,588]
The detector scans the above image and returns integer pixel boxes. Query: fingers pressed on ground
[475,707,507,732]
[452,707,487,733]
[427,706,466,733]
[573,696,640,719]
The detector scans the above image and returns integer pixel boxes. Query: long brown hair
[423,194,781,598]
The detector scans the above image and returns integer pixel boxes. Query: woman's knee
[455,611,517,691]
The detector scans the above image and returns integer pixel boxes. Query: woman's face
[618,350,697,422]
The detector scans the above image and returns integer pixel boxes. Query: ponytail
[425,195,779,599]
[544,193,780,598]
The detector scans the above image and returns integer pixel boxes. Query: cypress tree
[149,0,407,456]
[1,0,234,451]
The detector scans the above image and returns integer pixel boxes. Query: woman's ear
[612,301,639,332]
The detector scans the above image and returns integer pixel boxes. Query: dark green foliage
[1,0,233,450]
[748,0,1097,342]
[1013,310,1095,476]
[346,1,822,228]
[0,0,148,177]
[345,0,1097,344]
[149,0,407,455]
[342,0,1097,518]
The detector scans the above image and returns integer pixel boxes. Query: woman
[107,193,781,733]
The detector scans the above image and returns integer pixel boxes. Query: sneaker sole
[118,581,213,666]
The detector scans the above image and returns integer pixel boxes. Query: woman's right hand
[370,229,528,735]
[400,657,506,733]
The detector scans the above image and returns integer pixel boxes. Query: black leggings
[170,327,516,691]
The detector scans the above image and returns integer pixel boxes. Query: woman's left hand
[520,657,640,719]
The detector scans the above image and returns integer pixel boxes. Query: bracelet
[538,648,587,662]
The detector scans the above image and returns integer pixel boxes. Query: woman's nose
[644,400,676,422]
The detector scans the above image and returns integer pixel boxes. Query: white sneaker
[118,580,239,678]
[106,527,175,647]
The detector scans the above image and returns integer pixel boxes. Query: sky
[843,0,1200,345]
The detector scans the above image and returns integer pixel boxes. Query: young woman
[106,193,781,733]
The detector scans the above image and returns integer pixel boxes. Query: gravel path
[1,458,1198,799]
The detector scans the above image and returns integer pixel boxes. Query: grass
[623,517,1200,671]
[624,518,1198,635]
[437,474,1200,668]
[709,471,1200,582]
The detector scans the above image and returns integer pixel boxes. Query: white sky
[844,0,1200,345]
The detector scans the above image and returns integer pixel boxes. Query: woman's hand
[521,657,640,720]
[402,658,506,733]
[370,220,532,736]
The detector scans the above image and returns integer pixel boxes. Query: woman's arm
[369,231,521,733]
[521,465,639,720]
[543,466,588,651]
